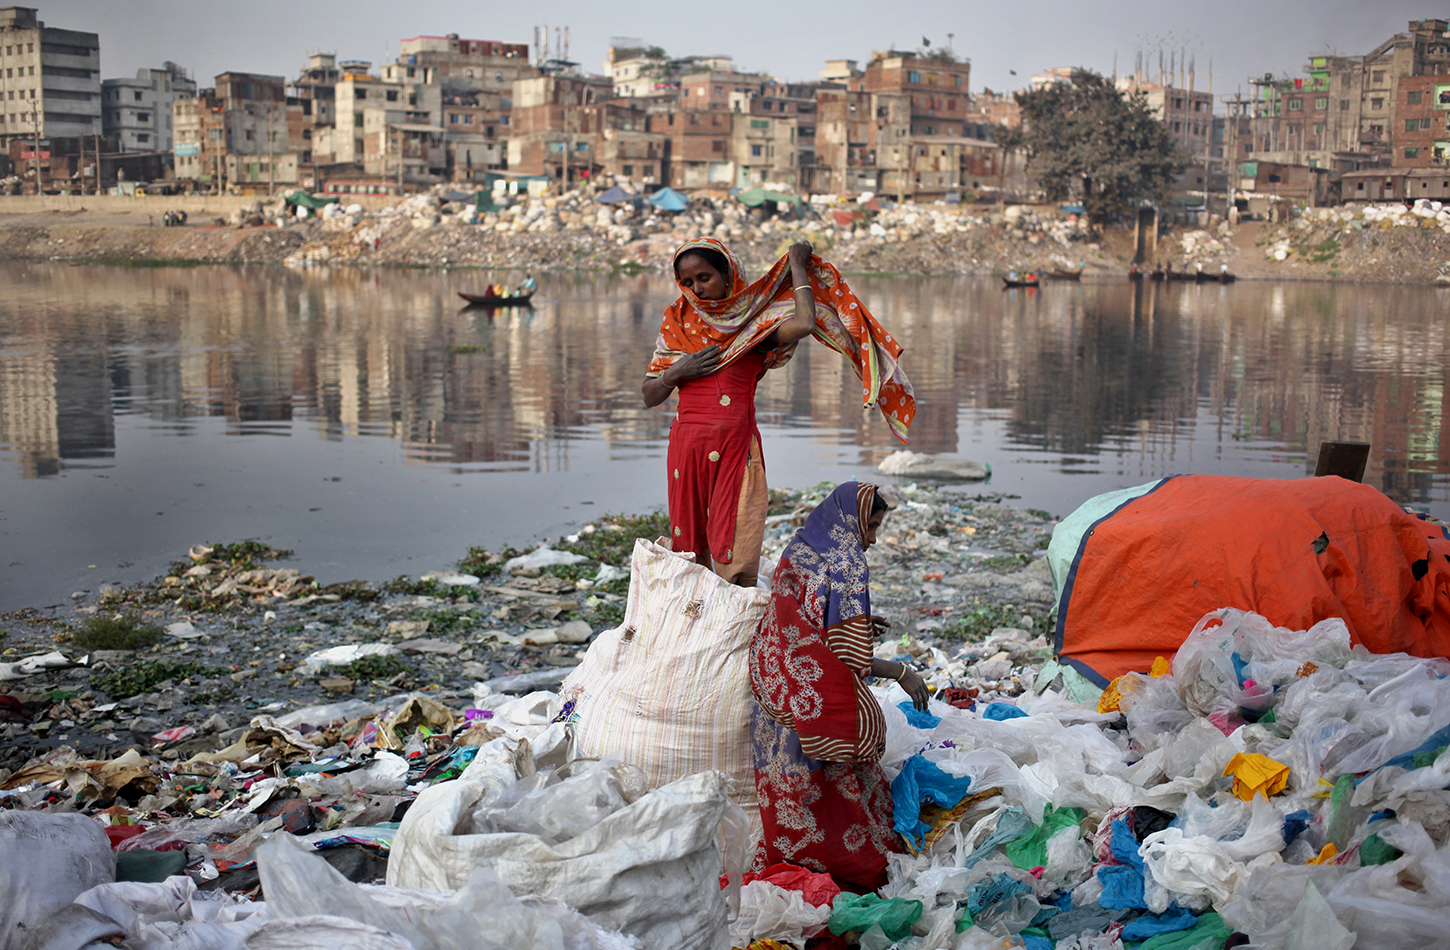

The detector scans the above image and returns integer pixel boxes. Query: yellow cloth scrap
[1150,656,1172,678]
[1098,670,1155,713]
[1306,842,1339,865]
[1222,752,1291,800]
[1097,676,1124,714]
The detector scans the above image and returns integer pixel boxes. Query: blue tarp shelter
[594,185,636,204]
[648,187,689,212]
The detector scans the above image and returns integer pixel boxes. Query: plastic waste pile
[6,604,1450,949]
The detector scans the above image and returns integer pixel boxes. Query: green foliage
[588,600,626,627]
[1024,508,1054,521]
[557,512,671,567]
[211,541,291,567]
[71,614,163,650]
[337,654,412,681]
[1000,69,1189,224]
[1303,238,1341,263]
[456,545,524,578]
[92,661,225,698]
[938,602,1035,641]
[319,580,381,602]
[412,609,477,635]
[448,344,486,354]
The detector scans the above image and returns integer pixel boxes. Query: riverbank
[0,482,1056,776]
[3,192,1447,281]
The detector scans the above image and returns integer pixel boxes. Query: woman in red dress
[642,239,818,586]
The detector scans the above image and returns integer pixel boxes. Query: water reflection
[1,261,1448,607]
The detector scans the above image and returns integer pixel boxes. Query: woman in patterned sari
[748,481,930,891]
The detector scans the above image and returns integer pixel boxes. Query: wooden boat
[458,291,535,307]
[1128,270,1145,281]
[1148,271,1166,282]
[1002,276,1040,288]
[1166,271,1193,282]
[1044,269,1083,281]
[1217,272,1237,283]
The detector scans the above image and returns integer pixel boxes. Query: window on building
[133,90,143,101]
[1372,70,1385,84]
[1405,147,1420,158]
[622,164,633,175]
[137,112,149,122]
[751,144,762,157]
[1409,90,1423,105]
[386,90,398,101]
[1340,99,1349,111]
[750,118,768,129]
[302,128,311,139]
[1174,97,1184,109]
[1314,123,1325,134]
[576,142,586,151]
[137,133,149,143]
[355,88,366,99]
[407,67,415,78]
[908,71,919,83]
[1315,97,1327,109]
[245,129,254,140]
[712,140,724,153]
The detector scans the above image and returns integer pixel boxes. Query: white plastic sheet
[0,811,115,950]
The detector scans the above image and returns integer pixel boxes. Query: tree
[999,69,1188,225]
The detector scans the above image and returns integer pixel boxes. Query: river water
[2,261,1447,612]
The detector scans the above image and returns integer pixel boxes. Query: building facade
[102,63,194,152]
[0,5,100,188]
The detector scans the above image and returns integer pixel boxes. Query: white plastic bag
[260,834,638,950]
[1175,608,1351,718]
[728,880,830,948]
[388,765,731,950]
[0,811,115,950]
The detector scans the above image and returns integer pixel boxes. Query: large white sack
[387,769,732,950]
[561,538,767,823]
[260,834,637,950]
[0,810,115,950]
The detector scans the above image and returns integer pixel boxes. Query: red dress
[666,348,765,568]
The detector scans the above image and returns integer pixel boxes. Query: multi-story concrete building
[652,104,733,189]
[102,63,194,152]
[863,50,972,135]
[728,111,797,188]
[507,73,612,182]
[966,89,1022,130]
[681,70,769,112]
[0,5,99,187]
[1229,19,1449,177]
[1393,74,1450,166]
[171,89,222,186]
[172,72,298,192]
[384,34,532,95]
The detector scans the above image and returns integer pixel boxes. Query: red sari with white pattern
[748,482,898,891]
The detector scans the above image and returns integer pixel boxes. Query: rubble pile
[1166,226,1236,269]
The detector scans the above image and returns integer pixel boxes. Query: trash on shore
[5,481,1447,948]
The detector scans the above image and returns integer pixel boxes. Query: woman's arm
[869,657,931,711]
[641,343,722,408]
[773,241,817,346]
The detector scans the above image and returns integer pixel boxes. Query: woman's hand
[641,344,722,408]
[788,240,813,272]
[899,666,930,711]
[665,344,722,384]
[870,615,891,637]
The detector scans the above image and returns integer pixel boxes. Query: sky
[41,0,1447,103]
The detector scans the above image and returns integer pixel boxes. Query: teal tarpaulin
[283,191,340,210]
[734,188,803,210]
[648,187,688,212]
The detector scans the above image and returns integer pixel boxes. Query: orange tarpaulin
[1054,475,1450,684]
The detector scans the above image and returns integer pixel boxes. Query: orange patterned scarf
[647,238,915,444]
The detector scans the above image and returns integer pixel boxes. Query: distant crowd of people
[161,210,188,227]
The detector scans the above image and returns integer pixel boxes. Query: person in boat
[750,481,930,890]
[1152,261,1164,276]
[519,273,537,294]
[642,238,913,587]
[1195,262,1204,275]
[481,285,497,299]
[1130,262,1140,276]
[1008,271,1019,281]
